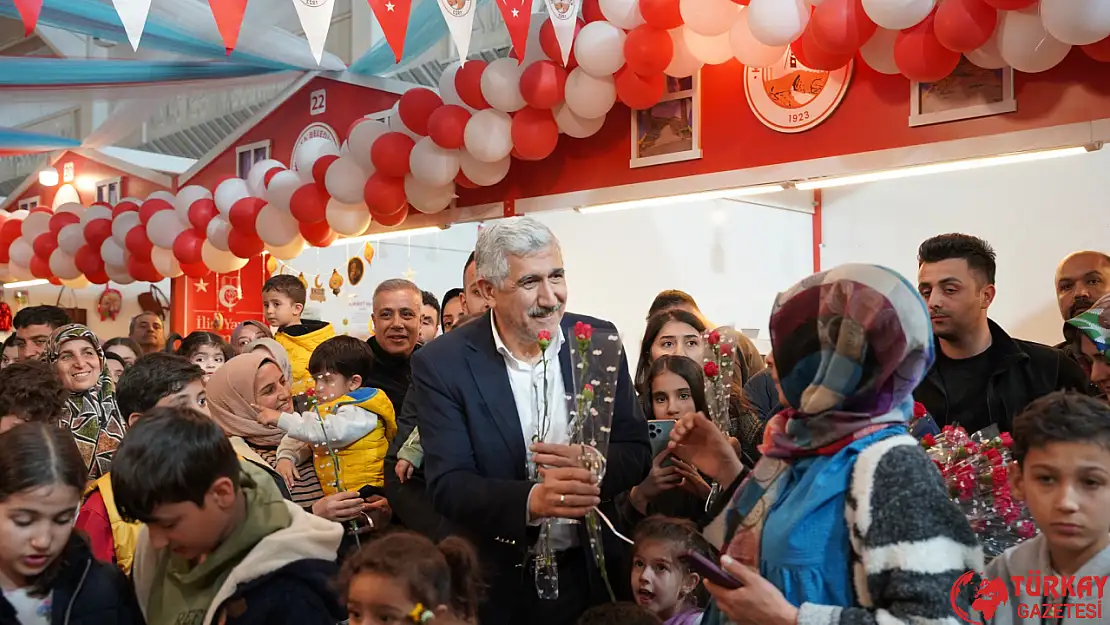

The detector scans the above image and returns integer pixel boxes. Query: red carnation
[922,434,936,448]
[706,330,721,345]
[999,432,1013,449]
[913,402,927,418]
[719,342,733,357]
[704,361,720,377]
[574,321,593,341]
[537,329,552,349]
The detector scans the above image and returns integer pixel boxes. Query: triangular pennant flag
[435,0,477,63]
[208,0,249,55]
[366,0,412,63]
[111,0,153,51]
[544,0,581,66]
[13,0,42,37]
[291,0,336,66]
[494,0,531,65]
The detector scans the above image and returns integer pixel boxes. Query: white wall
[0,279,171,343]
[821,148,1110,346]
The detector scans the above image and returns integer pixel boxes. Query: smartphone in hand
[679,550,742,590]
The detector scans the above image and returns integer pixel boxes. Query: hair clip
[408,603,435,623]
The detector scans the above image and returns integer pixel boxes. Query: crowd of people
[0,218,1108,625]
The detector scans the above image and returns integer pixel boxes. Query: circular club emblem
[745,51,852,134]
[218,284,242,309]
[291,122,339,173]
[298,0,326,7]
[550,0,576,20]
[439,0,473,18]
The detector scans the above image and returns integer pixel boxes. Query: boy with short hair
[983,390,1110,624]
[263,274,335,395]
[112,407,345,625]
[0,359,68,433]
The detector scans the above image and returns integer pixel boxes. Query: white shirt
[277,405,380,448]
[2,587,51,625]
[491,313,578,551]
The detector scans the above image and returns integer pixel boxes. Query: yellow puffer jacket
[275,320,335,395]
[85,474,142,575]
[313,387,397,494]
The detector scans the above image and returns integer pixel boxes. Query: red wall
[458,50,1110,206]
[7,152,169,209]
[171,256,266,339]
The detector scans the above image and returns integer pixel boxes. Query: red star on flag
[367,0,412,62]
[494,0,531,64]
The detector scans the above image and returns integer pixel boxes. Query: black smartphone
[679,550,742,590]
[357,485,385,500]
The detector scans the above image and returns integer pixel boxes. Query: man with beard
[128,311,166,355]
[1054,251,1110,357]
[914,234,1088,433]
[366,279,422,409]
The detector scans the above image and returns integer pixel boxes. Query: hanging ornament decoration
[13,0,42,37]
[290,0,337,65]
[545,0,585,66]
[266,255,279,274]
[212,311,226,332]
[364,243,376,265]
[329,269,345,295]
[368,0,415,61]
[297,272,308,289]
[437,0,478,60]
[348,256,365,285]
[97,286,123,321]
[310,275,328,303]
[497,0,535,63]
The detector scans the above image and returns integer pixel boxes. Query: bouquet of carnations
[921,425,1037,557]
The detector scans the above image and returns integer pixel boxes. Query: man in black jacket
[1053,251,1110,365]
[914,234,1088,433]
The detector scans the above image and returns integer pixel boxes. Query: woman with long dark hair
[634,310,708,394]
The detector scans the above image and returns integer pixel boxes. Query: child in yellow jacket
[263,274,335,396]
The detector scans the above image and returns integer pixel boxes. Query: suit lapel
[465,315,528,471]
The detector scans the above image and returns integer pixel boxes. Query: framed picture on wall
[630,73,702,168]
[909,58,1016,127]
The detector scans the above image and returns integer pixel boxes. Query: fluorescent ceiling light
[329,226,446,246]
[577,184,788,214]
[795,145,1098,191]
[4,279,49,289]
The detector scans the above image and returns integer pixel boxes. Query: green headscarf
[1067,293,1110,362]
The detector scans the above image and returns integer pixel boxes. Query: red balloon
[312,154,339,188]
[615,69,666,110]
[364,174,409,219]
[624,25,675,76]
[427,105,472,149]
[86,268,110,285]
[455,171,479,189]
[30,255,52,280]
[511,107,560,161]
[180,261,209,279]
[33,233,58,260]
[138,198,173,226]
[399,88,444,136]
[455,61,491,110]
[289,184,330,224]
[810,0,877,55]
[228,228,266,258]
[300,220,338,247]
[0,220,22,244]
[0,246,9,264]
[75,246,104,276]
[894,11,961,82]
[639,0,683,29]
[188,198,220,231]
[934,0,997,53]
[125,227,153,261]
[582,0,605,23]
[371,133,416,178]
[263,167,283,189]
[84,219,113,247]
[112,200,139,218]
[48,211,80,234]
[792,28,855,70]
[229,197,265,235]
[128,257,163,283]
[1082,36,1110,62]
[375,205,409,227]
[173,230,205,265]
[540,18,585,69]
[520,61,568,110]
[982,0,1034,8]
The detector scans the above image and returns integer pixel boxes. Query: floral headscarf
[1067,293,1110,361]
[44,324,125,480]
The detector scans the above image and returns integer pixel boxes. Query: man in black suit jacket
[413,218,651,625]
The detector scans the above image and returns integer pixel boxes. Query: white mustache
[529,304,562,317]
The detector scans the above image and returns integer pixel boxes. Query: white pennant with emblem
[544,0,581,66]
[291,0,336,66]
[436,0,477,62]
[111,0,152,51]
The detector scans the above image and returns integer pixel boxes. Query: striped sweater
[707,434,984,625]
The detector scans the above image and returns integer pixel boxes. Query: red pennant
[13,0,42,37]
[367,0,412,63]
[208,0,248,55]
[495,0,532,64]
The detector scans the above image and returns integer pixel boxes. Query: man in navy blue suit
[412,217,651,625]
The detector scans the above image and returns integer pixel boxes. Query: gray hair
[373,278,422,300]
[475,217,558,287]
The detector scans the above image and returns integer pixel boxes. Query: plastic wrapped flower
[704,361,720,378]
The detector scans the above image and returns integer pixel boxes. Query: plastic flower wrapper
[701,328,736,435]
[922,425,1035,557]
[300,381,365,544]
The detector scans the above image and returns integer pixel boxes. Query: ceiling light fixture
[329,226,447,247]
[575,184,789,215]
[3,279,49,289]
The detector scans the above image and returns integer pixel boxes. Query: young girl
[340,531,481,625]
[0,422,143,624]
[631,516,708,625]
[166,331,233,381]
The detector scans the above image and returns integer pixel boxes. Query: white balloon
[861,0,935,30]
[151,247,183,278]
[684,28,734,65]
[682,0,739,37]
[57,223,87,256]
[146,190,176,205]
[459,151,512,186]
[348,119,391,172]
[81,205,112,225]
[246,159,286,197]
[7,209,28,221]
[575,22,627,77]
[100,238,127,268]
[9,239,33,268]
[325,155,370,204]
[439,62,470,109]
[1041,0,1110,46]
[21,211,51,240]
[564,68,618,119]
[206,217,232,252]
[56,202,84,216]
[388,103,422,140]
[214,178,250,215]
[966,30,1006,69]
[256,204,301,246]
[294,138,340,181]
[410,138,462,188]
[481,58,527,113]
[8,263,32,281]
[997,6,1072,73]
[747,0,809,46]
[860,28,900,74]
[665,28,705,77]
[554,103,606,138]
[731,9,788,66]
[147,210,189,249]
[404,176,455,214]
[106,263,135,285]
[174,186,212,222]
[325,198,372,236]
[60,275,90,289]
[49,249,81,280]
[265,170,303,213]
[267,235,307,261]
[201,240,249,274]
[112,212,141,245]
[600,0,645,30]
[463,109,514,163]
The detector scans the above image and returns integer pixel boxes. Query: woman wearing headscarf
[1067,292,1110,399]
[243,337,294,382]
[232,320,273,354]
[670,264,981,625]
[44,324,127,480]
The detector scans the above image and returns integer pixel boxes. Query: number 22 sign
[310,89,327,116]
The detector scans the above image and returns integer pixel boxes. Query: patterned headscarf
[723,264,934,567]
[44,324,125,480]
[1067,293,1110,361]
